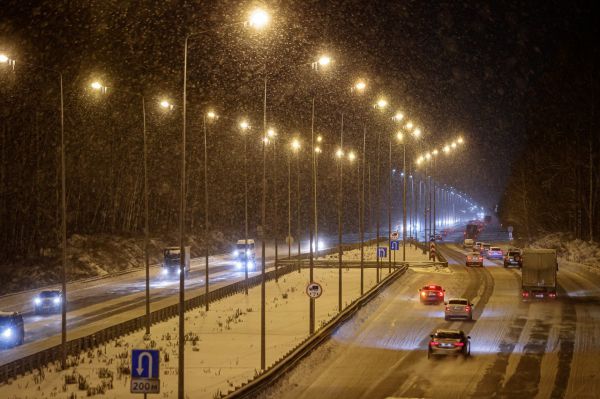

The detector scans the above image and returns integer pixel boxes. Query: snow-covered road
[263,242,600,399]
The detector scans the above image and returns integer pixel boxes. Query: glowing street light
[348,151,357,162]
[160,100,174,110]
[425,152,432,160]
[451,141,457,149]
[354,80,366,91]
[291,138,301,151]
[267,128,277,138]
[316,134,323,143]
[240,120,250,130]
[90,81,104,91]
[413,128,421,138]
[0,53,9,63]
[207,110,217,120]
[457,137,464,144]
[432,149,439,156]
[443,145,450,153]
[393,112,404,121]
[335,148,344,158]
[318,55,331,66]
[396,132,404,142]
[248,8,270,29]
[405,121,414,130]
[375,98,388,109]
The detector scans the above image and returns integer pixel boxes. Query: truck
[234,239,256,271]
[464,224,479,240]
[521,248,558,299]
[160,246,191,278]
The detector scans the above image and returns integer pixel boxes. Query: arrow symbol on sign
[136,351,153,377]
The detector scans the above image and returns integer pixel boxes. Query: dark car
[33,290,63,314]
[0,311,25,348]
[428,329,470,358]
[504,250,522,268]
[466,252,484,267]
[419,284,445,304]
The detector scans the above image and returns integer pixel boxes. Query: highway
[264,225,600,399]
[0,231,382,360]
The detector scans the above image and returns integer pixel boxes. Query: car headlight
[53,297,61,305]
[235,261,242,269]
[34,297,41,305]
[161,269,169,275]
[233,250,239,257]
[1,328,12,339]
[246,250,251,256]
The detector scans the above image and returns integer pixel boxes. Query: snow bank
[532,232,600,270]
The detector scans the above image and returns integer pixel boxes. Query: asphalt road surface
[264,225,599,398]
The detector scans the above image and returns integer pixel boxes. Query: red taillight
[549,292,556,298]
[445,306,450,311]
[454,342,465,347]
[430,341,439,346]
[479,256,483,261]
[522,291,529,297]
[467,256,472,261]
[438,291,444,297]
[465,306,471,312]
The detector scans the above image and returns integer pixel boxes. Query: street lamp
[180,11,270,394]
[203,110,217,311]
[2,53,67,368]
[239,120,251,296]
[90,80,158,338]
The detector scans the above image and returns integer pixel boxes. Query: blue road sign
[132,349,160,379]
[390,240,400,251]
[377,247,387,258]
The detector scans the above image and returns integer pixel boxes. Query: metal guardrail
[223,265,409,399]
[276,259,447,268]
[0,262,300,384]
[0,240,371,384]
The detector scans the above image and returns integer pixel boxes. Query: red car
[419,284,445,304]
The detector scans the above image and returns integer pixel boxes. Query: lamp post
[203,111,217,311]
[2,54,68,368]
[239,120,251,294]
[289,138,301,260]
[374,99,388,279]
[90,81,156,338]
[180,10,270,396]
[335,144,344,311]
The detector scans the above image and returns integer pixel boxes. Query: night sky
[0,0,594,233]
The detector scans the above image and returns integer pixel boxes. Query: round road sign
[306,282,323,299]
[391,231,399,240]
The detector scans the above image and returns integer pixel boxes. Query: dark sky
[0,0,592,210]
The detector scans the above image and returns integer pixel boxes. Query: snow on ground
[532,233,600,274]
[0,264,409,399]
[321,241,431,262]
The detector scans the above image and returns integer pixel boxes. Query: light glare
[90,81,103,90]
[0,54,9,63]
[318,55,331,66]
[248,9,270,29]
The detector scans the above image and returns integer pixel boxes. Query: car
[480,243,491,256]
[444,298,473,320]
[472,241,483,252]
[33,290,63,314]
[419,284,445,304]
[466,252,483,267]
[504,250,522,268]
[0,311,25,348]
[428,329,471,358]
[434,233,443,241]
[463,238,474,250]
[486,246,504,260]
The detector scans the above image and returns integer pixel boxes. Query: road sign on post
[390,240,400,251]
[306,282,323,299]
[429,242,436,261]
[131,349,160,394]
[377,247,387,258]
[391,231,399,240]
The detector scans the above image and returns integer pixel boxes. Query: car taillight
[421,292,427,297]
[549,292,556,298]
[454,342,465,347]
[467,256,472,261]
[522,291,529,297]
[465,306,471,312]
[438,292,443,297]
[445,306,450,311]
[479,256,483,261]
[430,341,439,346]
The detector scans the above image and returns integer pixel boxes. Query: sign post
[377,247,387,259]
[131,349,160,394]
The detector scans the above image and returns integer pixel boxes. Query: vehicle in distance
[33,290,62,314]
[0,311,25,348]
[480,243,491,256]
[504,249,522,268]
[521,248,558,299]
[161,246,191,278]
[435,233,443,241]
[428,329,471,358]
[466,252,483,267]
[444,298,473,321]
[419,284,445,304]
[463,238,474,250]
[486,246,504,260]
[464,223,479,240]
[472,241,483,252]
[234,239,256,270]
